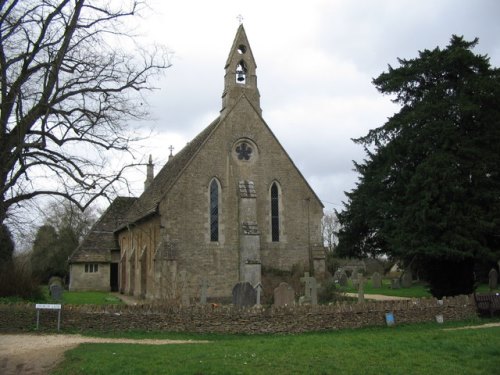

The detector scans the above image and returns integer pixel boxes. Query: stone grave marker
[300,272,318,305]
[199,278,208,304]
[401,270,412,288]
[232,282,257,307]
[255,283,263,306]
[357,273,365,303]
[489,268,498,290]
[391,278,401,289]
[50,284,63,301]
[273,282,295,307]
[338,271,348,287]
[48,276,63,301]
[371,272,382,289]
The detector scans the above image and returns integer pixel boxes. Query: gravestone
[371,272,382,289]
[48,276,63,301]
[199,278,208,304]
[232,282,257,307]
[357,273,365,303]
[334,269,348,287]
[489,268,498,290]
[255,283,263,306]
[401,270,412,288]
[50,284,63,301]
[391,278,401,289]
[273,282,295,307]
[338,272,348,287]
[300,272,318,305]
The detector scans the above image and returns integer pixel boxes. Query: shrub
[0,259,44,301]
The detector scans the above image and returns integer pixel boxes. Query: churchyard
[1,274,499,374]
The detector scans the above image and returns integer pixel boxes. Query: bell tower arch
[221,24,261,115]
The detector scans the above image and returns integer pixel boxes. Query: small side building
[68,196,137,291]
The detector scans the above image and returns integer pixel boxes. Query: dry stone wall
[0,296,476,334]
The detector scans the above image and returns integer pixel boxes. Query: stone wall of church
[69,263,110,292]
[157,99,324,301]
[117,216,160,299]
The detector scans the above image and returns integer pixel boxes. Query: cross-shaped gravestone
[199,278,208,304]
[301,272,312,300]
[236,142,252,160]
[300,272,318,305]
[254,283,263,306]
[357,272,365,303]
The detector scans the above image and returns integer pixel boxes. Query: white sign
[35,304,62,310]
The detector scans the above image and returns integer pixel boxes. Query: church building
[69,25,325,301]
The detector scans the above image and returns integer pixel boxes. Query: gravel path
[344,293,411,300]
[0,334,208,375]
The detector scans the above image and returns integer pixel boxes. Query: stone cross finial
[168,145,174,156]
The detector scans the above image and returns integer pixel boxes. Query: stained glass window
[210,179,219,242]
[271,183,280,242]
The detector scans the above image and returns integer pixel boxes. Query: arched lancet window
[210,179,219,242]
[271,182,280,242]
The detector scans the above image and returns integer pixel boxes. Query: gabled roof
[69,196,137,263]
[119,116,221,227]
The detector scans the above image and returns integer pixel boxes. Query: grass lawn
[342,280,499,298]
[53,320,500,375]
[40,287,123,305]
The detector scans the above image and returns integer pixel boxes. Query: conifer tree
[337,36,500,297]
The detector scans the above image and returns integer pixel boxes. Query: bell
[237,71,245,82]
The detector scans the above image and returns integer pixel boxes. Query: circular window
[233,139,258,164]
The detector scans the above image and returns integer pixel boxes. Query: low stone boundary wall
[0,295,476,334]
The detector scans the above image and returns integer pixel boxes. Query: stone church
[69,25,325,301]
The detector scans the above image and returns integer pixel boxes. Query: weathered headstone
[401,270,412,288]
[338,272,348,287]
[48,276,63,301]
[50,284,63,301]
[357,273,365,303]
[351,277,359,289]
[300,272,318,305]
[371,272,382,289]
[334,269,348,287]
[273,282,295,307]
[255,283,263,306]
[199,278,208,304]
[391,278,401,289]
[232,282,257,307]
[489,268,498,290]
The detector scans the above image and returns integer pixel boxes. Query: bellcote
[221,24,261,116]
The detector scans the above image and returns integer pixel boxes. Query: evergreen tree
[31,225,59,282]
[337,36,500,297]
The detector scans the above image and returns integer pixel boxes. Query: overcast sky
[125,0,500,213]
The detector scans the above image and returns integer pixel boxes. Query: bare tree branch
[0,0,171,226]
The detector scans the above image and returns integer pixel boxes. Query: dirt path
[0,334,208,375]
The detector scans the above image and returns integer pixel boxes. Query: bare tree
[0,0,170,227]
[322,211,339,253]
